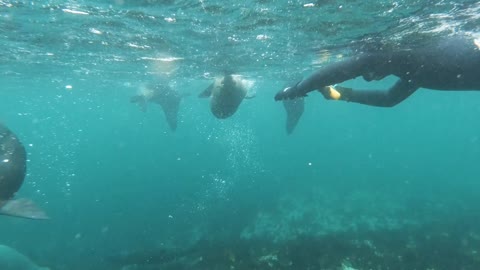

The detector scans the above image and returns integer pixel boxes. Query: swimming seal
[131,83,184,131]
[0,124,48,220]
[199,74,255,119]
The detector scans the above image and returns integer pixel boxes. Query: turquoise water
[1,1,480,269]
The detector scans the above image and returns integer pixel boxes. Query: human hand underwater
[319,85,352,101]
[274,82,306,101]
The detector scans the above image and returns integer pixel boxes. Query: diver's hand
[319,85,352,101]
[274,83,305,101]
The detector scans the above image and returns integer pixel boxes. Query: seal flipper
[283,98,304,135]
[159,94,181,132]
[130,95,148,112]
[199,84,214,98]
[0,198,49,220]
[161,103,179,131]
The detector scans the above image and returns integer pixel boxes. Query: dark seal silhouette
[131,83,184,131]
[199,74,255,119]
[0,124,48,219]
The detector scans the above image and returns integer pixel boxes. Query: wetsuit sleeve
[346,79,419,107]
[297,56,370,92]
[275,55,372,100]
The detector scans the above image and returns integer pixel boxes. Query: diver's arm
[325,79,419,107]
[275,55,373,101]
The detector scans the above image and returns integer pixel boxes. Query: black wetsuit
[274,37,480,107]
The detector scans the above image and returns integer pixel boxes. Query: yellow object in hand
[327,86,342,100]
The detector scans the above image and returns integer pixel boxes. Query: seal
[0,244,50,270]
[0,124,48,220]
[131,83,184,131]
[199,74,255,119]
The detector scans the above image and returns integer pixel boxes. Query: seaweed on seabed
[106,220,480,270]
[403,222,480,270]
[181,237,272,270]
[332,223,480,270]
[277,234,349,269]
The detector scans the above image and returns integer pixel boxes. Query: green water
[1,1,480,269]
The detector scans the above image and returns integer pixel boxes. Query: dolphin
[0,244,50,270]
[131,83,184,131]
[0,124,48,219]
[199,74,255,119]
[283,98,304,134]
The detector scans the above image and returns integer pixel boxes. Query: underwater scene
[1,0,480,269]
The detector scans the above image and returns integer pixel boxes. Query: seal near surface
[199,74,255,119]
[0,124,48,220]
[131,83,184,131]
